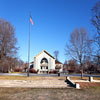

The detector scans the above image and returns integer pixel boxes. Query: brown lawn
[0,76,66,80]
[0,76,100,100]
[0,87,100,100]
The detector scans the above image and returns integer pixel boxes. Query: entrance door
[40,58,48,73]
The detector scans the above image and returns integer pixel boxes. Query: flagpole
[27,14,31,77]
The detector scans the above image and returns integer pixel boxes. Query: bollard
[66,76,70,80]
[58,72,60,76]
[75,83,80,89]
[89,76,93,82]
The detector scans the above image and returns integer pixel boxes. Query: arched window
[40,58,48,64]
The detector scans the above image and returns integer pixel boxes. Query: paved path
[0,73,100,77]
[0,77,70,88]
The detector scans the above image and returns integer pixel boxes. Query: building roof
[34,50,55,59]
[55,60,62,64]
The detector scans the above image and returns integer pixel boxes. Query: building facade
[33,50,63,74]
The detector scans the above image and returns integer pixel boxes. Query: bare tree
[53,50,59,60]
[0,18,18,72]
[91,1,100,35]
[64,60,67,64]
[91,1,100,65]
[65,28,92,78]
[67,59,79,73]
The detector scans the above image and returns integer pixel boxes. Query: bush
[29,68,38,73]
[49,70,58,74]
[14,67,23,72]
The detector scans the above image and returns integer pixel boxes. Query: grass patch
[0,75,100,81]
[70,76,89,80]
[70,76,100,80]
[0,76,66,80]
[94,77,100,80]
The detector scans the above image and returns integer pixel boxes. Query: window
[40,58,48,64]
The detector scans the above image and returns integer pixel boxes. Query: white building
[33,50,63,74]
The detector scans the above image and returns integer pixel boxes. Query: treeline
[0,19,28,72]
[63,59,100,74]
[64,1,100,75]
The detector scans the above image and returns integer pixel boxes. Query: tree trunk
[81,69,83,79]
[80,63,83,79]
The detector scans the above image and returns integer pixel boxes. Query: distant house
[32,50,63,74]
[55,60,63,72]
[63,64,68,73]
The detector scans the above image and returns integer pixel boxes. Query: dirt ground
[0,76,100,100]
[77,82,100,88]
[0,87,100,100]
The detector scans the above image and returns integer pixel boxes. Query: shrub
[14,67,23,72]
[49,70,58,74]
[29,68,37,73]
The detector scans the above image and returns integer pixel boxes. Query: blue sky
[0,0,99,63]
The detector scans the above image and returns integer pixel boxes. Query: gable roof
[34,50,55,59]
[55,60,62,64]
